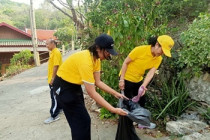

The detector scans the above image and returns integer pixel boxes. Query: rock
[188,73,210,105]
[95,109,100,113]
[182,132,210,140]
[90,101,100,112]
[180,111,200,121]
[166,120,208,135]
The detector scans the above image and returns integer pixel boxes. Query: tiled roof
[26,29,57,40]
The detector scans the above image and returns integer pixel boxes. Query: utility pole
[30,0,40,66]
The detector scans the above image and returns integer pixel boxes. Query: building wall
[0,51,49,76]
[0,52,13,64]
[0,26,30,40]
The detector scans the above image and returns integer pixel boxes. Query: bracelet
[119,79,124,82]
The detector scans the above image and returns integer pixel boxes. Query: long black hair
[88,44,111,60]
[147,36,157,47]
[88,44,101,58]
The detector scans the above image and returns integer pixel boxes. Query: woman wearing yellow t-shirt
[53,34,128,140]
[116,35,174,140]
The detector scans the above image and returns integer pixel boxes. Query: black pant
[53,76,91,140]
[116,80,145,140]
[49,85,62,118]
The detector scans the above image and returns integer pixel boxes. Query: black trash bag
[122,99,151,126]
[116,97,152,140]
[115,115,140,140]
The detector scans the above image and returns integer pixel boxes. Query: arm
[50,65,59,85]
[94,72,128,99]
[141,67,157,96]
[119,56,132,90]
[83,82,127,116]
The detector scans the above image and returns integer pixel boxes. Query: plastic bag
[122,99,151,126]
[115,91,151,140]
[119,91,151,126]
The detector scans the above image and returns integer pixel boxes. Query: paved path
[0,50,169,140]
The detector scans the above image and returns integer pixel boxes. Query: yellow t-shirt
[57,50,101,85]
[48,48,62,83]
[121,45,162,83]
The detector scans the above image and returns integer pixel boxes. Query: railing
[39,51,49,63]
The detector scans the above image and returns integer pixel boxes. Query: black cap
[95,34,118,55]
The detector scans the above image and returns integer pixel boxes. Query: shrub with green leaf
[10,49,33,66]
[6,50,33,77]
[86,0,169,118]
[6,65,32,77]
[84,0,208,119]
[178,13,210,77]
[146,77,196,122]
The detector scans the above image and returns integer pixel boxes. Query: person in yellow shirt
[53,34,128,140]
[116,35,174,140]
[44,39,62,124]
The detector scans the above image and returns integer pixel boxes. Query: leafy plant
[178,13,210,77]
[6,65,32,77]
[54,26,74,45]
[99,107,117,119]
[146,76,196,121]
[84,0,209,119]
[10,50,33,66]
[86,0,168,118]
[6,50,33,77]
[198,106,210,122]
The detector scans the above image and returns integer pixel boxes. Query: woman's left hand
[115,92,129,100]
[141,86,148,96]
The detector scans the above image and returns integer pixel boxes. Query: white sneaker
[138,122,156,129]
[44,116,60,124]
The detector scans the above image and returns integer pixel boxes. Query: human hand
[119,80,125,90]
[141,86,148,96]
[49,78,54,85]
[114,92,129,100]
[113,108,128,116]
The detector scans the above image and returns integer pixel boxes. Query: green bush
[85,0,208,119]
[86,0,168,118]
[10,50,33,65]
[6,50,33,77]
[178,13,210,77]
[102,1,168,118]
[6,65,32,77]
